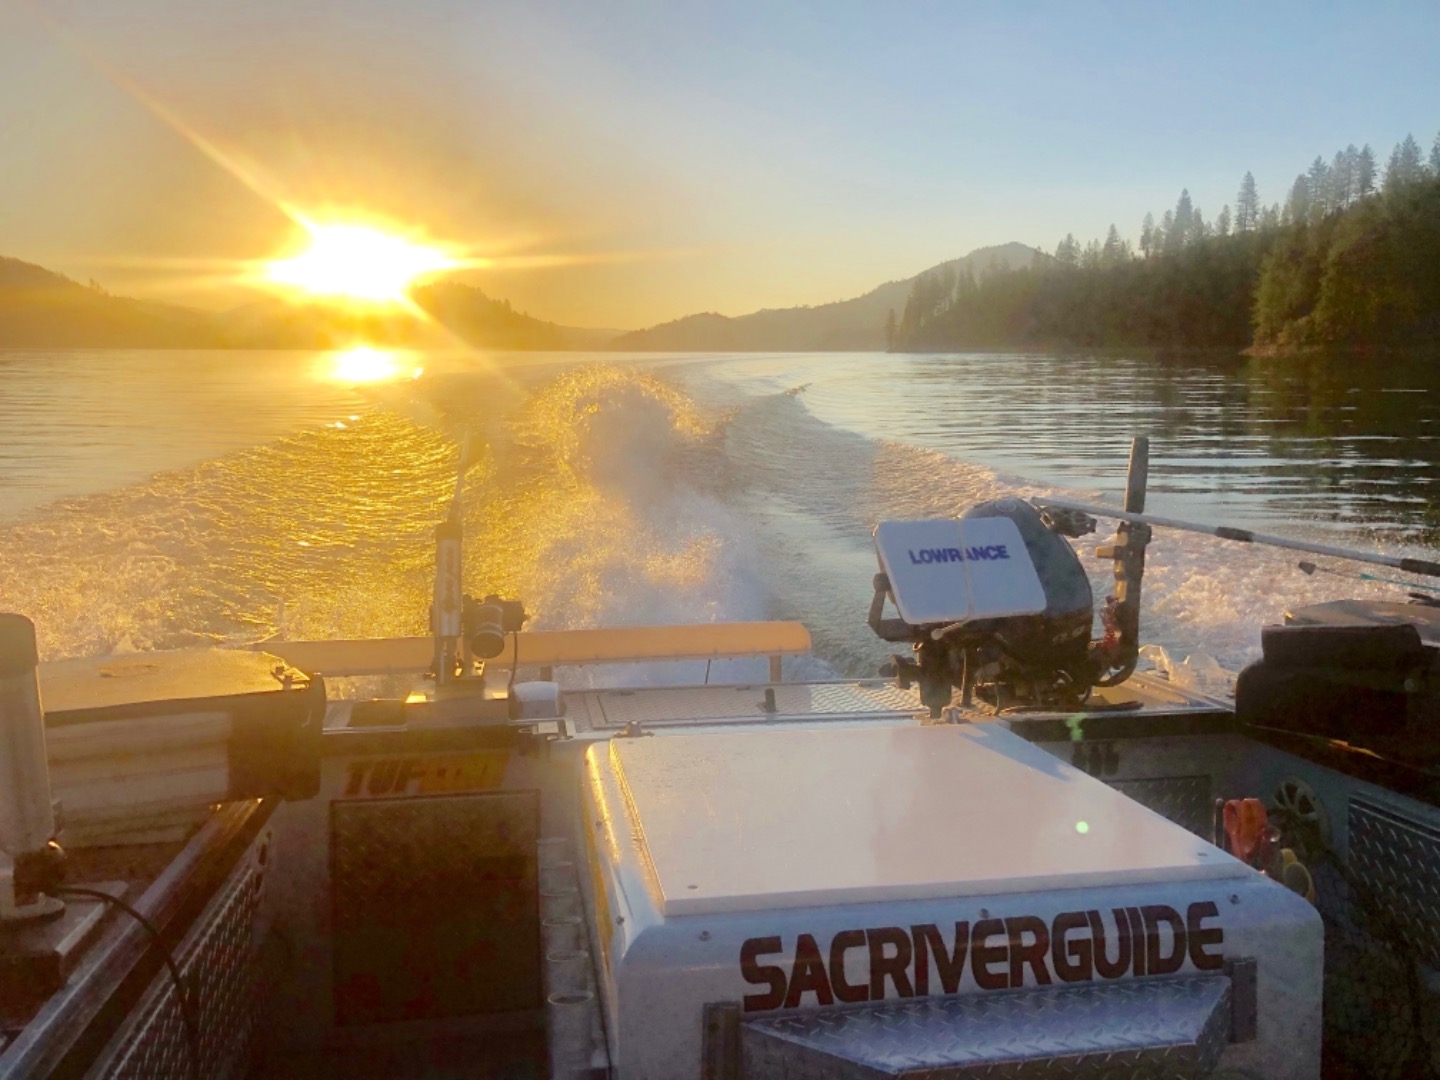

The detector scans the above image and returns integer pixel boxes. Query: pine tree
[916,271,942,321]
[1102,224,1123,265]
[1235,172,1259,232]
[939,263,957,307]
[1160,210,1176,251]
[1357,145,1377,197]
[884,308,897,350]
[1261,203,1281,230]
[1139,212,1155,258]
[1400,134,1424,179]
[1331,147,1356,208]
[1168,190,1194,251]
[1306,156,1331,219]
[1282,175,1310,225]
[1055,234,1079,267]
[1386,144,1402,189]
[899,294,916,341]
[1431,131,1440,175]
[1215,205,1232,237]
[1386,134,1425,189]
[1189,206,1208,243]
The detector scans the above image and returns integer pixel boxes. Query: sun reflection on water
[328,347,422,384]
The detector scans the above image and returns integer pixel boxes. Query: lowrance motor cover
[874,516,1046,626]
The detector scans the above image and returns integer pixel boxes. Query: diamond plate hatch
[331,791,541,1025]
[1111,776,1213,838]
[1346,797,1440,969]
[739,975,1232,1079]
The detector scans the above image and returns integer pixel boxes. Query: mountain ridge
[0,256,226,347]
[0,256,599,350]
[1,242,1050,350]
[611,242,1049,351]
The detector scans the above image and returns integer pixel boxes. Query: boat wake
[0,361,1425,682]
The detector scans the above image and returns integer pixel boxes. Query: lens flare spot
[1075,820,1090,835]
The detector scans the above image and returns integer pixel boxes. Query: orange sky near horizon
[4,1,1438,332]
[1,2,912,331]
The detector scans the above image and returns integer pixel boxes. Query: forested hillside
[892,132,1440,353]
[0,257,223,347]
[0,257,591,350]
[612,243,1045,351]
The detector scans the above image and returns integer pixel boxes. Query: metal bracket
[701,1001,741,1080]
[1225,956,1258,1042]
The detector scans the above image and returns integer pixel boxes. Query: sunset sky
[3,0,1437,330]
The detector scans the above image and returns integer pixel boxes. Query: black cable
[508,629,519,696]
[56,886,202,1080]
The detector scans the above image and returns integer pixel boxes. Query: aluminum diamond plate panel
[1346,798,1440,969]
[1307,799,1440,1078]
[331,791,541,1025]
[92,835,267,1080]
[740,976,1232,1080]
[593,682,922,729]
[1310,859,1436,1080]
[1111,776,1213,838]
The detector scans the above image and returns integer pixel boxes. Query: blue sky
[1,0,1436,327]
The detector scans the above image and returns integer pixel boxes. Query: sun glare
[329,347,420,383]
[266,221,457,303]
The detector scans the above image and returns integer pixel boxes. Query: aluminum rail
[0,800,270,1078]
[1036,498,1440,580]
[256,621,813,678]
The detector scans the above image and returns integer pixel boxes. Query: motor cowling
[958,498,1093,686]
[868,498,1102,713]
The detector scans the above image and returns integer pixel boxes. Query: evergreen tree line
[892,130,1440,352]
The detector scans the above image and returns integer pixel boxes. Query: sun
[265,220,457,303]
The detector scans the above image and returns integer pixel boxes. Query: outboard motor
[959,498,1094,686]
[868,440,1152,714]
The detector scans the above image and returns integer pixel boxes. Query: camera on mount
[463,594,528,659]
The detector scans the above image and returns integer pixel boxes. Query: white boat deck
[609,723,1249,916]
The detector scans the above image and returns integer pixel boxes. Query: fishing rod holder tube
[427,450,528,684]
[1090,518,1151,687]
[0,614,65,922]
[1087,434,1150,687]
[430,436,533,684]
[431,516,465,682]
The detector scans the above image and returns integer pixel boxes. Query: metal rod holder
[0,614,64,922]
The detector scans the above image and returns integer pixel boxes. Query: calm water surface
[2,347,1438,676]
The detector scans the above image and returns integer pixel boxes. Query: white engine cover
[874,516,1047,626]
[580,724,1322,1079]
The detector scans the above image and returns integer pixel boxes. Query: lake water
[3,347,1438,679]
